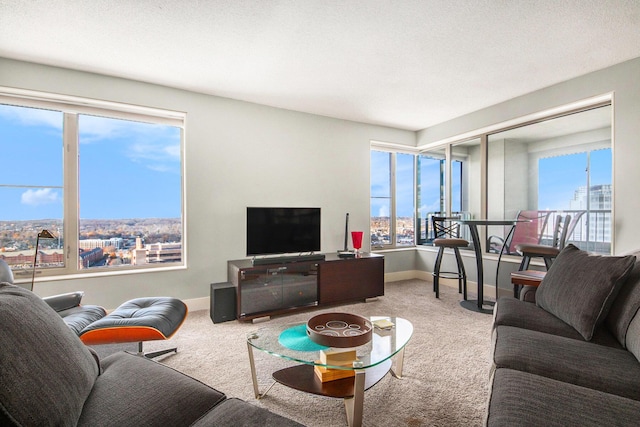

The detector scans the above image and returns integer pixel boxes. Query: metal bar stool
[431,216,469,299]
[513,214,575,298]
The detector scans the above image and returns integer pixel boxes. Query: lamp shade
[38,229,56,239]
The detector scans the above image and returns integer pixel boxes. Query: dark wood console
[228,253,384,321]
[317,253,385,305]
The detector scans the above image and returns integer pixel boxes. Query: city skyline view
[1,102,183,270]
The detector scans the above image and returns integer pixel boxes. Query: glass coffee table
[247,316,413,427]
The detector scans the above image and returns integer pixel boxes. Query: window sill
[15,263,187,285]
[372,246,417,254]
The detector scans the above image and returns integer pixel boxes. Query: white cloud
[79,116,179,147]
[0,104,62,130]
[125,141,181,174]
[163,144,181,160]
[21,188,60,206]
[378,206,389,217]
[420,201,442,214]
[78,115,181,173]
[147,164,171,172]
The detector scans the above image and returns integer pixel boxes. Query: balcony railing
[544,209,611,254]
[418,209,611,255]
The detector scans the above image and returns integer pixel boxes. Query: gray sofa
[0,282,303,427]
[0,259,107,334]
[486,244,640,426]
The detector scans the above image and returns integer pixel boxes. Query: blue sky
[370,151,415,218]
[418,156,442,215]
[371,151,464,219]
[538,149,611,210]
[370,151,390,217]
[0,104,182,221]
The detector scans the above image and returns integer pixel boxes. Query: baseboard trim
[183,296,210,313]
[385,270,503,301]
[385,270,431,282]
[184,274,507,315]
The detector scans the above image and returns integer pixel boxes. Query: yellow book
[319,349,357,366]
[373,318,395,330]
[314,363,355,382]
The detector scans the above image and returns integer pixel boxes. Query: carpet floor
[100,279,494,427]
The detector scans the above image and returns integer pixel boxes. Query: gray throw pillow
[536,244,636,340]
[0,283,99,426]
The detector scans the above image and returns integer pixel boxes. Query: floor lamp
[31,229,55,291]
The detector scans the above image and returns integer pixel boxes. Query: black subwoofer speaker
[210,282,236,324]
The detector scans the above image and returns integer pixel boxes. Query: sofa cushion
[58,305,109,335]
[190,398,305,427]
[626,313,640,363]
[606,250,640,348]
[486,368,640,427]
[43,291,85,312]
[493,296,621,348]
[0,283,100,427]
[536,244,636,340]
[492,325,640,400]
[78,351,226,426]
[519,284,538,303]
[0,260,14,283]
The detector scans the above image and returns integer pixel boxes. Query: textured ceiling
[1,0,639,131]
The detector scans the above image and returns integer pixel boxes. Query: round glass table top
[247,316,413,370]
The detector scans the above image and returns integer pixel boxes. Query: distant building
[147,242,182,263]
[79,248,103,269]
[131,237,147,266]
[79,238,124,250]
[569,184,611,243]
[0,250,64,268]
[129,240,181,265]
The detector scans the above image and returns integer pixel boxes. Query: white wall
[3,55,639,305]
[0,58,415,308]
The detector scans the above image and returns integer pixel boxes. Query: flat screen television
[246,207,321,256]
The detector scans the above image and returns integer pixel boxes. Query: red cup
[351,231,364,251]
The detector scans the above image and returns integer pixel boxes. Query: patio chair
[516,213,572,271]
[511,213,575,298]
[487,210,551,255]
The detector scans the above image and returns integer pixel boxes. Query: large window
[417,148,444,244]
[370,149,415,248]
[370,150,392,247]
[395,153,415,246]
[487,105,612,254]
[413,101,612,257]
[0,92,185,281]
[417,140,475,245]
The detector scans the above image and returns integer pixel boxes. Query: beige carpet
[139,279,494,427]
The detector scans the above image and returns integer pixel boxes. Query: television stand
[251,253,326,266]
[228,253,384,321]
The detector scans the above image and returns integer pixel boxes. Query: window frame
[0,87,187,281]
[370,144,417,250]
